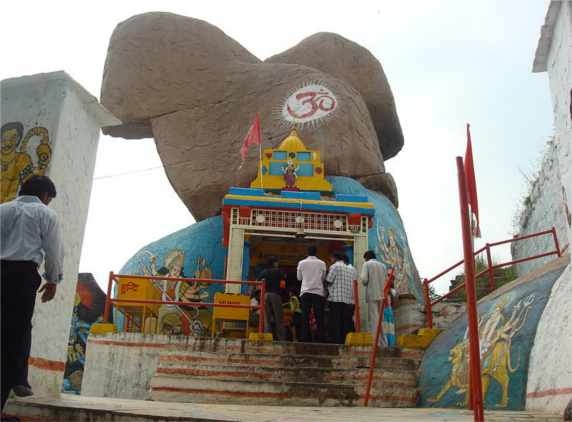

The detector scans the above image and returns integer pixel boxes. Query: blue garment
[383,306,396,347]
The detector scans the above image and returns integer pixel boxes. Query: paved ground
[4,395,563,421]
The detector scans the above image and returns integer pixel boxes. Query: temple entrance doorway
[247,235,353,297]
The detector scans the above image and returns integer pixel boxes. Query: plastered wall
[1,71,118,396]
[524,1,572,414]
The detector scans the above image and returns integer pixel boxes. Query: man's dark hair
[1,122,24,142]
[267,256,279,267]
[364,250,376,260]
[333,252,345,262]
[19,175,57,199]
[307,245,317,256]
[341,254,350,264]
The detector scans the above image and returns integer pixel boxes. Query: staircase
[150,340,418,407]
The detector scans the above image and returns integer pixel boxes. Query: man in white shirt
[1,176,64,411]
[360,250,387,345]
[297,245,326,342]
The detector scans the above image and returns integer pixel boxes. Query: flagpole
[457,156,484,422]
[258,113,263,190]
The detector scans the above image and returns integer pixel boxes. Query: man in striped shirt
[325,252,355,344]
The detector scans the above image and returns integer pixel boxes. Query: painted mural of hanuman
[1,122,52,203]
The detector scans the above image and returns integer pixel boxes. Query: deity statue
[282,159,299,189]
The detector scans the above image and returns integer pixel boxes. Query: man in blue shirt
[1,176,63,411]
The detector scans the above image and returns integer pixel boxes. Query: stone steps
[149,340,419,407]
[158,350,417,371]
[150,376,418,407]
[154,363,417,386]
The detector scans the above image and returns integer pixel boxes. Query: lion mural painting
[430,294,535,407]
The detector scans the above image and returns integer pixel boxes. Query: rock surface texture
[101,12,404,220]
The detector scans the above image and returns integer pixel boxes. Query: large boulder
[101,12,403,220]
[266,32,403,160]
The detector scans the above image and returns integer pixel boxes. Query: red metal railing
[353,280,361,332]
[363,269,395,407]
[423,226,563,329]
[102,272,266,335]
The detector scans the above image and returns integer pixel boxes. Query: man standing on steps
[257,256,286,341]
[297,245,326,342]
[1,176,64,412]
[360,250,387,346]
[326,252,355,344]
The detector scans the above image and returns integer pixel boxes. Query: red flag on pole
[465,123,481,237]
[239,113,262,164]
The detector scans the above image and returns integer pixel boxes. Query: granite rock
[266,32,403,160]
[101,12,402,220]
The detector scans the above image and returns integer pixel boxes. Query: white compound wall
[525,0,572,414]
[0,71,119,396]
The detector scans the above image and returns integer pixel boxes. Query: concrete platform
[4,395,563,421]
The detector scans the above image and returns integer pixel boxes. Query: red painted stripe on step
[152,386,290,399]
[28,356,65,371]
[362,394,417,403]
[156,367,414,386]
[89,339,173,348]
[160,355,280,366]
[156,367,272,380]
[526,387,572,398]
[89,338,245,351]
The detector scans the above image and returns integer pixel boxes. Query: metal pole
[456,156,484,422]
[354,280,361,332]
[485,244,495,293]
[423,279,433,329]
[103,271,114,323]
[364,299,385,406]
[364,270,394,407]
[258,281,266,334]
[551,226,562,257]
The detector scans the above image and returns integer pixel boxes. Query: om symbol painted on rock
[281,83,337,126]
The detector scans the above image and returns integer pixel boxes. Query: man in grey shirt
[1,176,63,410]
[360,250,388,345]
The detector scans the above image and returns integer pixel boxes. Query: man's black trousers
[300,292,325,342]
[328,301,355,344]
[1,260,40,409]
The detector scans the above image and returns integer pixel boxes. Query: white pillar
[225,216,245,294]
[1,71,120,396]
[353,228,369,331]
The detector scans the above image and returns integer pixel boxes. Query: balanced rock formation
[266,32,403,160]
[101,12,404,220]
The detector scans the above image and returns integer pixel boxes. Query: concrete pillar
[353,232,368,331]
[0,71,119,396]
[225,225,245,293]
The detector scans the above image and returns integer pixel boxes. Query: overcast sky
[1,1,553,294]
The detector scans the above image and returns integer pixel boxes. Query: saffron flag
[465,123,481,237]
[239,113,261,164]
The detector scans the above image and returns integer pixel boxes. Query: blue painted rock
[418,260,568,411]
[119,177,422,334]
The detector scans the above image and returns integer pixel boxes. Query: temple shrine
[114,129,376,334]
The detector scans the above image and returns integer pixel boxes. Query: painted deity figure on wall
[430,294,535,408]
[282,159,299,189]
[138,250,212,336]
[148,249,185,301]
[377,226,414,295]
[1,122,52,203]
[179,256,210,303]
